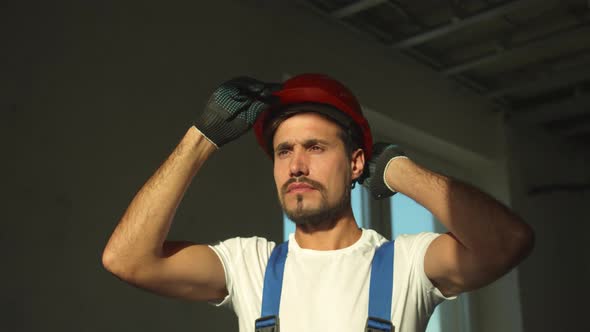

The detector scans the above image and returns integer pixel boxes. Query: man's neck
[293,212,362,250]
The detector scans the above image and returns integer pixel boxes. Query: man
[102,74,534,332]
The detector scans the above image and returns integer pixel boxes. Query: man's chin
[281,193,315,208]
[284,206,320,220]
[283,204,346,226]
[285,211,323,226]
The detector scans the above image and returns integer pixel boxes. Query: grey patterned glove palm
[358,143,407,200]
[195,76,282,147]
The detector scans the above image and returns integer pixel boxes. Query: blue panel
[391,193,435,238]
[351,185,365,228]
[283,216,296,241]
[391,193,441,332]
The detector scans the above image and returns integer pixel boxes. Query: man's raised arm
[102,127,226,301]
[360,143,534,298]
[388,157,534,297]
[102,77,281,302]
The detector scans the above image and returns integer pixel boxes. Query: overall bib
[254,241,396,332]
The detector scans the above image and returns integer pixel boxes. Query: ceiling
[297,0,590,147]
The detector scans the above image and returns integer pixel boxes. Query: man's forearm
[386,158,533,262]
[102,126,217,275]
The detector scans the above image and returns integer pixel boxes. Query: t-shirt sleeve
[208,237,276,310]
[398,232,456,304]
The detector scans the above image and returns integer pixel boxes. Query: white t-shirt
[209,229,454,332]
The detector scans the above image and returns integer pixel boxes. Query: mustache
[281,177,326,195]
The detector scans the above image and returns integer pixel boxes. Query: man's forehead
[272,112,342,146]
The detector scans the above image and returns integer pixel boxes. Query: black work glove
[358,143,407,200]
[195,76,282,147]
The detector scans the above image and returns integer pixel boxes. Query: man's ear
[350,148,365,182]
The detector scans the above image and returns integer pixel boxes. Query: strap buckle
[255,315,280,332]
[365,316,394,332]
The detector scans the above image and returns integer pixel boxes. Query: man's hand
[195,76,282,147]
[358,142,407,199]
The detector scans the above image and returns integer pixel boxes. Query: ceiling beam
[486,64,590,98]
[298,0,496,104]
[442,24,590,76]
[391,0,540,49]
[402,48,490,94]
[331,0,387,19]
[386,1,428,29]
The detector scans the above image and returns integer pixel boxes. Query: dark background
[3,1,588,331]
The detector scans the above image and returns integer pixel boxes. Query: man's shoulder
[392,232,441,259]
[211,235,276,248]
[209,235,277,259]
[362,228,389,245]
[361,228,437,252]
[393,232,440,244]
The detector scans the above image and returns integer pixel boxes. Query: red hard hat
[253,73,373,159]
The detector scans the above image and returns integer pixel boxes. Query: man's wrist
[191,125,219,149]
[383,156,411,193]
[189,126,220,153]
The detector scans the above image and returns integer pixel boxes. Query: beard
[279,176,351,226]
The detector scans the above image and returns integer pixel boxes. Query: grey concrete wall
[2,0,536,331]
[505,120,590,332]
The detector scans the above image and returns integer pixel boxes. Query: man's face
[272,112,363,225]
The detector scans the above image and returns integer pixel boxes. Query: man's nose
[289,149,309,177]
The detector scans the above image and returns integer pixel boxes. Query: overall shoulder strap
[366,240,395,332]
[255,241,289,332]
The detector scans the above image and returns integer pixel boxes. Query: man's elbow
[102,249,120,275]
[101,249,137,282]
[507,220,535,265]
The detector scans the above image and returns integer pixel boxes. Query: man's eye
[310,145,323,152]
[277,150,289,157]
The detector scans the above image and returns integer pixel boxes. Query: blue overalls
[254,240,396,332]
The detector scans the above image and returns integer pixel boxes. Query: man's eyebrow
[302,138,330,147]
[275,139,331,151]
[275,141,293,151]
